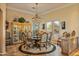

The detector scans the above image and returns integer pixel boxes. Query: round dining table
[31,35,42,49]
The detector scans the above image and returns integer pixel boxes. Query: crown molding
[7,6,34,15]
[40,4,75,15]
[7,4,75,16]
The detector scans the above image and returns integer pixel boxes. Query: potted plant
[18,17,25,23]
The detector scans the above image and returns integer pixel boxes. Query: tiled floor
[6,43,63,56]
[6,44,29,56]
[70,49,79,56]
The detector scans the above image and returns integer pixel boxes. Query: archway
[46,20,61,44]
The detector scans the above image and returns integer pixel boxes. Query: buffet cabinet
[11,22,32,44]
[6,22,32,45]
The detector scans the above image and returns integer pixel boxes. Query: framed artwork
[6,21,9,30]
[61,21,65,29]
[13,17,18,22]
[42,24,45,29]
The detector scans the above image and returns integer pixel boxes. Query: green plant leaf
[18,17,25,23]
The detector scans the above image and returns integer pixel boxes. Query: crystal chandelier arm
[36,3,38,15]
[32,3,41,23]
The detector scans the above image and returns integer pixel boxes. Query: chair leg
[39,46,41,51]
[26,44,30,50]
[48,42,51,47]
[45,45,48,50]
[36,44,41,51]
[24,45,26,48]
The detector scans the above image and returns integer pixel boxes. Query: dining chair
[27,31,32,40]
[21,31,32,49]
[47,32,52,46]
[40,32,48,49]
[26,31,34,49]
[21,32,27,42]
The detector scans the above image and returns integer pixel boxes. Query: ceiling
[7,3,72,15]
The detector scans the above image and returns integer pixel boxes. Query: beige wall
[42,4,79,36]
[6,4,79,37]
[6,9,33,22]
[0,3,6,54]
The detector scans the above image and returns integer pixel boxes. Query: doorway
[46,20,61,42]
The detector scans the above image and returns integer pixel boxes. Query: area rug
[19,43,56,55]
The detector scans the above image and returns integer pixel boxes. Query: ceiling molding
[40,4,75,15]
[7,4,75,16]
[7,6,34,15]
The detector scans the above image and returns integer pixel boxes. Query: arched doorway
[46,20,61,43]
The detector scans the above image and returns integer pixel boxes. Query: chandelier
[32,3,41,23]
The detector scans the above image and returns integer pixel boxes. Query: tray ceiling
[7,3,73,15]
